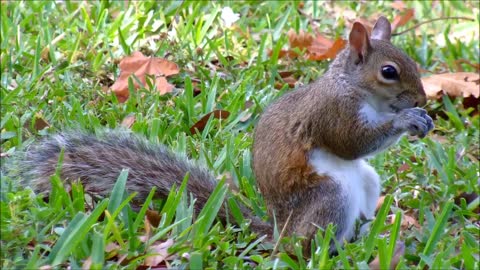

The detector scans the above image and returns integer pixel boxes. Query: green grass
[1,1,479,269]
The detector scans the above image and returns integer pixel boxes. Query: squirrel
[11,16,433,252]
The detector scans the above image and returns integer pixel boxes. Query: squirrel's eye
[381,65,398,80]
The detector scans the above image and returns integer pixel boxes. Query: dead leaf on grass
[146,209,161,228]
[110,51,179,102]
[120,113,136,128]
[422,72,480,99]
[24,113,50,131]
[274,29,346,61]
[391,8,415,31]
[190,110,230,134]
[390,213,420,230]
[397,163,411,173]
[375,195,386,212]
[391,0,406,11]
[144,239,174,267]
[369,241,405,270]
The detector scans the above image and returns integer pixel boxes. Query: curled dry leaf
[144,239,174,267]
[369,241,405,270]
[391,8,415,31]
[274,29,346,61]
[24,113,50,131]
[391,0,406,11]
[390,213,420,230]
[397,163,411,173]
[82,256,92,270]
[146,209,161,228]
[189,110,230,134]
[110,51,179,102]
[422,72,480,99]
[120,113,136,128]
[375,195,386,212]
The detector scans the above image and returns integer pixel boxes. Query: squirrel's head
[342,16,426,113]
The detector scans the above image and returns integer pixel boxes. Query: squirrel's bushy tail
[13,130,271,235]
[17,130,216,209]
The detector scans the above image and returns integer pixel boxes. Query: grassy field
[1,1,479,269]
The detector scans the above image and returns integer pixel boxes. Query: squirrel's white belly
[308,148,381,241]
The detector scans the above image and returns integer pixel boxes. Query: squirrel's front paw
[395,108,434,138]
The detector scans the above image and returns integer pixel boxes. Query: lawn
[1,1,479,269]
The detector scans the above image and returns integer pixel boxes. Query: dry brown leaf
[110,51,179,102]
[391,8,415,31]
[120,114,136,128]
[105,242,121,253]
[422,72,480,99]
[397,163,411,173]
[390,213,420,230]
[144,239,174,267]
[375,195,386,212]
[276,29,346,61]
[308,37,346,61]
[391,0,406,11]
[369,241,405,270]
[190,110,230,134]
[82,256,92,270]
[24,112,50,132]
[146,209,161,228]
[288,29,313,51]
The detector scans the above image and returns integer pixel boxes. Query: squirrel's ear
[349,22,370,64]
[371,16,392,41]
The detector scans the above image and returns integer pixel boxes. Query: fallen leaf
[110,51,179,102]
[391,213,420,230]
[105,242,121,253]
[391,1,406,11]
[24,113,50,131]
[308,37,347,61]
[369,241,405,270]
[82,256,92,270]
[391,8,415,31]
[120,113,136,128]
[189,110,230,134]
[375,196,386,212]
[274,29,346,61]
[144,239,174,267]
[422,72,479,99]
[397,163,411,173]
[146,209,161,228]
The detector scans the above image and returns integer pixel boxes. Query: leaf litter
[109,51,179,102]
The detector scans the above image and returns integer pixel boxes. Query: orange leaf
[288,29,313,50]
[308,38,346,61]
[190,110,230,134]
[391,8,415,31]
[422,72,480,99]
[110,51,179,102]
[391,0,406,11]
[369,241,405,270]
[144,239,174,267]
[146,209,161,228]
[397,163,411,173]
[121,113,136,128]
[281,29,346,61]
